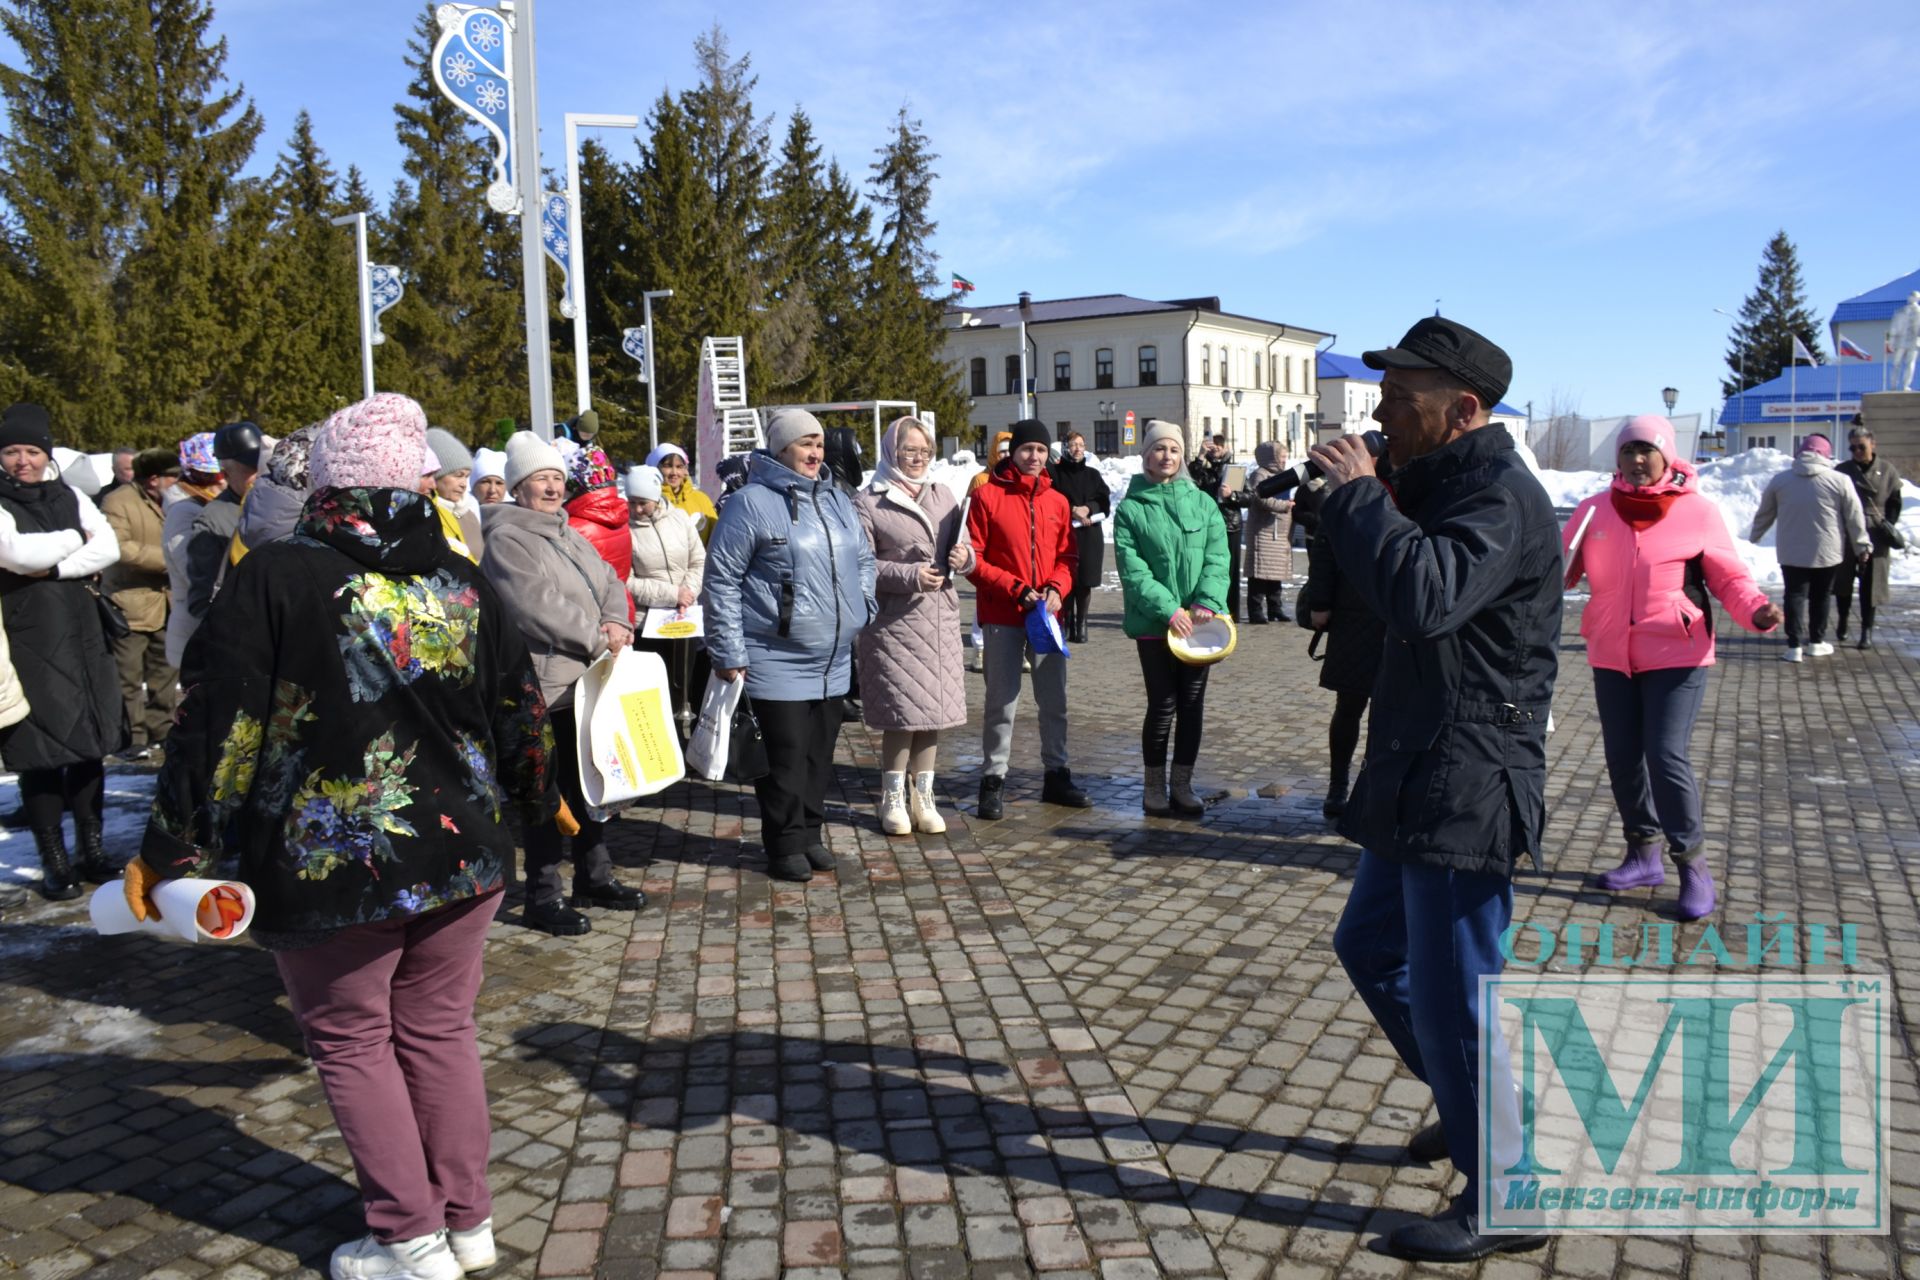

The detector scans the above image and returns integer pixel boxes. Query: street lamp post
[1220,387,1243,454]
[641,288,673,453]
[1017,291,1034,420]
[331,212,376,400]
[1662,386,1678,416]
[563,112,640,417]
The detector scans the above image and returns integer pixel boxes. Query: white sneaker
[1806,641,1835,657]
[1781,646,1804,663]
[331,1230,461,1280]
[877,771,912,836]
[447,1219,496,1273]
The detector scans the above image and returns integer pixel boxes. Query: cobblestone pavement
[2,586,1917,1279]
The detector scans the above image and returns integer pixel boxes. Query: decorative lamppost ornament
[541,192,574,319]
[368,265,405,345]
[430,4,517,213]
[622,327,650,383]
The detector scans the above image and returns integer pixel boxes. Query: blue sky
[49,0,1920,422]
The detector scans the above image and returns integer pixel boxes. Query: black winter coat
[0,476,127,769]
[1321,427,1561,877]
[1302,525,1386,697]
[1187,454,1243,533]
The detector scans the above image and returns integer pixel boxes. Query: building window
[1055,421,1071,440]
[1270,353,1279,388]
[1094,418,1118,456]
[969,357,987,397]
[1255,418,1262,436]
[1138,345,1158,386]
[1304,360,1313,395]
[1201,345,1210,385]
[1004,354,1021,397]
[1282,356,1292,393]
[1095,347,1114,389]
[1202,416,1211,432]
[1053,351,1071,392]
[1253,353,1262,390]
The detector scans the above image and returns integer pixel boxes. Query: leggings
[880,729,939,775]
[1329,690,1368,780]
[19,761,105,831]
[1136,639,1209,767]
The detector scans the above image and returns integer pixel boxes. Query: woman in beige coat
[626,463,708,728]
[1243,439,1295,623]
[854,417,973,835]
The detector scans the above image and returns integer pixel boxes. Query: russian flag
[1837,335,1873,361]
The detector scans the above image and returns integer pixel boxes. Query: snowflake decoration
[543,221,567,252]
[469,17,502,52]
[474,79,507,115]
[442,51,476,87]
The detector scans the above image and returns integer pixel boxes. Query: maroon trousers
[274,890,502,1241]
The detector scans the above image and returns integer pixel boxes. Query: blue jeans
[1334,850,1515,1200]
[1591,666,1707,855]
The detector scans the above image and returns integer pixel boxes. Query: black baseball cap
[213,420,264,469]
[1363,316,1512,410]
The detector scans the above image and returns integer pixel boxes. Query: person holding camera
[1310,317,1558,1263]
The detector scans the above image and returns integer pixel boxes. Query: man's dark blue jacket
[1321,425,1561,878]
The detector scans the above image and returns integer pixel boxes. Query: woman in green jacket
[1114,420,1231,817]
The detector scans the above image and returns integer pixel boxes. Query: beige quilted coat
[854,479,973,732]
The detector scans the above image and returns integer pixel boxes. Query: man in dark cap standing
[1306,317,1559,1262]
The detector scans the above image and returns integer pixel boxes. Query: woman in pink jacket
[1564,416,1781,920]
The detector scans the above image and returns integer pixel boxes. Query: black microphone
[1254,430,1386,498]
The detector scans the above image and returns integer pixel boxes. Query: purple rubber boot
[1675,857,1717,921]
[1596,840,1665,891]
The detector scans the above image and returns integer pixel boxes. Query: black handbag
[724,697,770,784]
[86,580,131,641]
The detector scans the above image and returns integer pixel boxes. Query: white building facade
[941,294,1330,459]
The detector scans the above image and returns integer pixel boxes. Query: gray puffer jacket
[480,501,629,708]
[1749,451,1870,569]
[703,451,875,702]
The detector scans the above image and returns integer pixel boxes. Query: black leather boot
[1323,771,1350,818]
[32,827,80,901]
[977,775,1005,821]
[74,819,115,884]
[1041,768,1091,808]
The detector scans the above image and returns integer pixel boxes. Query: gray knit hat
[763,407,825,458]
[426,427,474,475]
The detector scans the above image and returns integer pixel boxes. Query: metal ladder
[704,336,747,409]
[722,407,762,455]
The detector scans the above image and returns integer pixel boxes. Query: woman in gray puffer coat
[704,408,876,883]
[855,417,973,838]
[482,431,642,937]
[1243,439,1295,623]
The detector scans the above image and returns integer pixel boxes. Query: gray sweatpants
[981,622,1070,775]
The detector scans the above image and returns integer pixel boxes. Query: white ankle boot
[878,771,911,835]
[909,771,947,833]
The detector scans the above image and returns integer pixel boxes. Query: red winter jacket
[966,462,1077,627]
[567,486,636,624]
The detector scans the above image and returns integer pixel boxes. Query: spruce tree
[863,107,965,436]
[629,90,710,447]
[1724,230,1826,397]
[383,2,526,436]
[680,25,768,405]
[574,135,650,458]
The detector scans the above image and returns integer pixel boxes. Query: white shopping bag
[90,878,256,943]
[574,647,686,809]
[686,671,744,782]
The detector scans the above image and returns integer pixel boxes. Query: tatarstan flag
[951,274,975,293]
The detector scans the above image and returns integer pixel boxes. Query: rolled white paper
[89,878,256,943]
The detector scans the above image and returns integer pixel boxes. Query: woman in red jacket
[560,440,634,624]
[965,419,1090,820]
[1563,416,1780,920]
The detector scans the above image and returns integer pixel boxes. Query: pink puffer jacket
[1564,462,1773,675]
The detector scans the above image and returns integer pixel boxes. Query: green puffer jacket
[1113,473,1231,639]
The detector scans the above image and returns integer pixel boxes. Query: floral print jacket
[144,488,557,936]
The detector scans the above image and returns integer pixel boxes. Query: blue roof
[1720,362,1894,425]
[1317,351,1379,382]
[1831,266,1920,326]
[1318,350,1521,418]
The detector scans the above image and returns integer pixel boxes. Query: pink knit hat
[1799,433,1833,458]
[1614,415,1675,460]
[310,393,429,490]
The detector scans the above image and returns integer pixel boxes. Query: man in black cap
[181,422,265,647]
[1306,316,1559,1262]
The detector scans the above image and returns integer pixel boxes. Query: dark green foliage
[1724,230,1826,397]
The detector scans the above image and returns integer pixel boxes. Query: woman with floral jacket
[127,394,557,1280]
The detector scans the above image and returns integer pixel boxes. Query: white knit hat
[473,447,506,482]
[503,431,566,494]
[625,464,664,502]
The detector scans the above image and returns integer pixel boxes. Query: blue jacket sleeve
[1321,476,1523,642]
[701,496,758,671]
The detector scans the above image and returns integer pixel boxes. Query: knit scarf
[177,479,224,506]
[1608,458,1696,530]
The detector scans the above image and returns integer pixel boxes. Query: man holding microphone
[1307,317,1559,1262]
